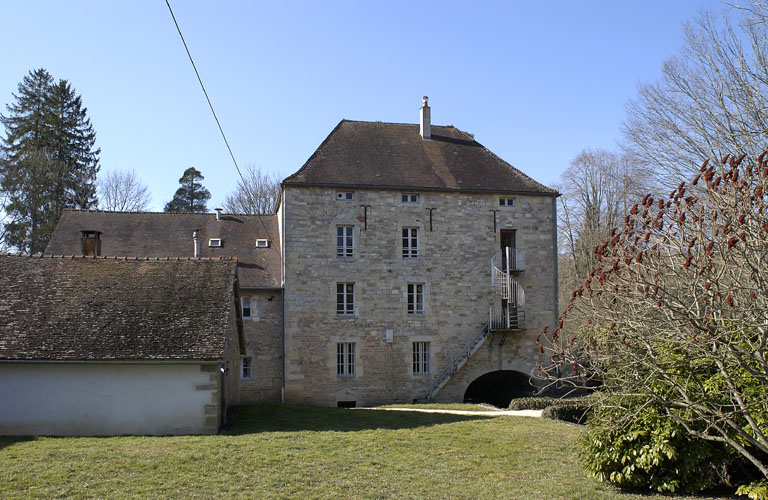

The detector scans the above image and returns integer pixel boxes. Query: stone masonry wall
[239,290,283,403]
[282,186,556,406]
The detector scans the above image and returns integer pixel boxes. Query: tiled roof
[45,210,281,289]
[0,254,238,361]
[283,120,557,195]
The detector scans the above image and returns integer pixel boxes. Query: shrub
[541,400,592,424]
[580,401,736,494]
[507,397,561,410]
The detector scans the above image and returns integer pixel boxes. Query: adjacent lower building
[0,255,242,435]
[41,98,559,409]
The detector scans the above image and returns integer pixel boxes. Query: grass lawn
[0,404,734,500]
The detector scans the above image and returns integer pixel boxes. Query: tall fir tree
[0,68,100,253]
[164,167,211,213]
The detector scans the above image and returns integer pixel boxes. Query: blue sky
[1,0,720,211]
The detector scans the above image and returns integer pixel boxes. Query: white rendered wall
[0,363,218,436]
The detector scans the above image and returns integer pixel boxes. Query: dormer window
[208,238,222,247]
[401,193,419,203]
[499,198,515,207]
[255,239,269,248]
[336,191,354,201]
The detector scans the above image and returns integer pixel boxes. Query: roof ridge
[5,253,237,262]
[61,209,277,218]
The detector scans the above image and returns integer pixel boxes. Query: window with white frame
[336,283,355,315]
[401,193,419,203]
[402,227,418,258]
[336,191,354,201]
[336,225,354,257]
[241,357,252,379]
[337,342,355,376]
[241,296,252,320]
[499,198,515,207]
[413,341,430,375]
[407,283,424,315]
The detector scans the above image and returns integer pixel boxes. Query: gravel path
[358,407,542,417]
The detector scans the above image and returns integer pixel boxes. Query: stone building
[278,99,558,406]
[44,99,558,408]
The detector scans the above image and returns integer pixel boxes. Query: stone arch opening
[463,370,534,408]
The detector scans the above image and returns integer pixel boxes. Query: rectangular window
[413,342,430,375]
[337,342,355,376]
[401,193,419,203]
[402,227,418,258]
[407,283,424,315]
[241,296,252,320]
[241,357,252,379]
[208,238,222,247]
[255,239,269,248]
[336,226,354,257]
[336,283,355,315]
[336,191,354,201]
[499,198,515,207]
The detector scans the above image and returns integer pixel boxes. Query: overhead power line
[164,0,276,237]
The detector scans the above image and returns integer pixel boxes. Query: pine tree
[0,68,100,253]
[164,167,211,213]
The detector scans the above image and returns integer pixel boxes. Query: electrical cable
[164,0,275,242]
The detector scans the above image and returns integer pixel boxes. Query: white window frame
[241,296,252,320]
[402,227,419,258]
[413,341,430,375]
[336,283,355,316]
[255,239,269,248]
[407,283,424,315]
[499,198,515,207]
[336,225,354,258]
[337,342,355,377]
[208,238,222,247]
[241,357,252,380]
[401,193,419,203]
[336,191,354,201]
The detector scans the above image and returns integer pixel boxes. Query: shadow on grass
[226,403,490,434]
[0,436,34,451]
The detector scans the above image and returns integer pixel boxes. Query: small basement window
[255,239,269,248]
[499,198,515,207]
[209,238,223,247]
[336,191,354,201]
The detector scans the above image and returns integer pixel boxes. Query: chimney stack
[80,230,102,257]
[214,208,223,221]
[193,229,200,259]
[420,96,431,140]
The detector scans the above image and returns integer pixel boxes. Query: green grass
[0,404,734,499]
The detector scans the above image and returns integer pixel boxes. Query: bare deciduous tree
[623,4,768,190]
[539,153,768,479]
[224,165,279,215]
[556,149,650,308]
[98,169,151,212]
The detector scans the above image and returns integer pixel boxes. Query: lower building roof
[0,254,239,362]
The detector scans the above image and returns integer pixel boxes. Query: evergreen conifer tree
[0,68,100,253]
[164,167,211,213]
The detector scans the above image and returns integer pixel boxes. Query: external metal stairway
[421,247,526,402]
[421,322,491,402]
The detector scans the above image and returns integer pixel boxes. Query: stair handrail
[422,322,490,401]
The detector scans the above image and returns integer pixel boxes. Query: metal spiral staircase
[489,248,525,331]
[421,247,525,401]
